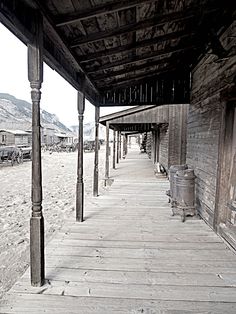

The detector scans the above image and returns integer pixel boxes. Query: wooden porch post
[116,131,119,164]
[93,106,100,197]
[105,121,110,183]
[123,134,126,158]
[113,130,116,169]
[119,132,122,159]
[125,134,128,155]
[28,11,44,287]
[123,134,128,157]
[76,90,85,222]
[129,136,132,148]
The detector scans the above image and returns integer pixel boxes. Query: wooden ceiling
[0,0,235,106]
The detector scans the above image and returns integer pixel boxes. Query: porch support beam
[28,10,44,287]
[113,130,116,169]
[123,134,128,158]
[116,131,120,164]
[93,106,100,197]
[119,132,122,160]
[105,121,110,184]
[76,89,85,222]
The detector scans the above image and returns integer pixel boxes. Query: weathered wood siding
[180,105,189,165]
[0,131,15,146]
[146,132,152,159]
[159,124,169,171]
[158,104,188,171]
[104,105,169,125]
[15,135,29,146]
[168,104,188,167]
[0,132,30,146]
[187,21,236,227]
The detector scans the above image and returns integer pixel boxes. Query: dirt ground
[0,147,107,298]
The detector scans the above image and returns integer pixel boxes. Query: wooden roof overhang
[99,104,169,132]
[0,0,235,107]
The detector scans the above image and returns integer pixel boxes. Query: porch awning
[0,0,235,106]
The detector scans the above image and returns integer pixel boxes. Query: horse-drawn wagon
[83,140,95,152]
[19,146,32,160]
[0,145,32,166]
[0,146,22,165]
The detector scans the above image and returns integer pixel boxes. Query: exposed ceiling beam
[99,101,161,107]
[96,65,178,89]
[56,0,156,27]
[99,71,178,91]
[79,30,194,63]
[70,10,196,47]
[99,67,190,92]
[86,44,195,74]
[92,61,175,82]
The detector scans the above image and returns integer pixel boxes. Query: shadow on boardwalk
[1,147,236,313]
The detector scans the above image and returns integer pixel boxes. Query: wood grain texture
[1,148,236,313]
[187,21,236,228]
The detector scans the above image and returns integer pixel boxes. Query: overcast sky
[0,23,127,127]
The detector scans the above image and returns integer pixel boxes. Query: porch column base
[30,216,45,287]
[76,182,84,222]
[104,178,114,187]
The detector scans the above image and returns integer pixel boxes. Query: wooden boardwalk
[1,148,236,313]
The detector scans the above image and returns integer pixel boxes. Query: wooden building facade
[186,21,236,247]
[0,129,31,146]
[100,104,189,174]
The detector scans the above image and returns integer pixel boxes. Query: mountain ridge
[0,93,71,133]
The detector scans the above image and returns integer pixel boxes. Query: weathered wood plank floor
[1,148,236,313]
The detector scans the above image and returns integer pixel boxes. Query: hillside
[70,122,106,140]
[0,93,71,133]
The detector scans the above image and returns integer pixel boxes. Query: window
[2,135,6,143]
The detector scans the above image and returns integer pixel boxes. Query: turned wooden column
[76,90,85,222]
[113,130,116,169]
[116,131,119,164]
[105,121,110,183]
[28,11,44,287]
[93,106,100,197]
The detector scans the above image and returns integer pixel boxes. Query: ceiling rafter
[70,10,196,47]
[96,65,178,88]
[91,59,175,81]
[79,30,194,63]
[86,44,196,74]
[55,0,156,27]
[99,70,178,91]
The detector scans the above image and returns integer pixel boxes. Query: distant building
[42,127,55,145]
[0,129,31,146]
[54,132,73,145]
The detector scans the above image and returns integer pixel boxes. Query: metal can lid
[169,164,188,173]
[175,169,195,178]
